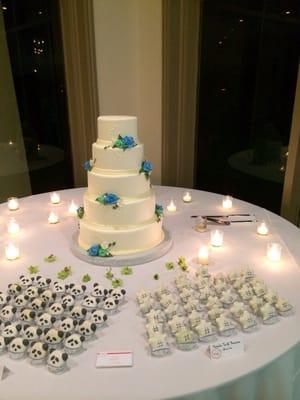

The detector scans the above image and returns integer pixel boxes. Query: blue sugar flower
[155,204,164,222]
[105,193,119,205]
[122,135,135,148]
[139,160,153,180]
[142,160,153,172]
[83,160,91,171]
[88,244,100,257]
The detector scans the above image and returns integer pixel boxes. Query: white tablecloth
[0,186,299,400]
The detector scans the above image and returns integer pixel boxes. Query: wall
[0,10,31,200]
[93,0,162,183]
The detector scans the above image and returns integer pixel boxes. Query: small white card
[96,351,133,368]
[209,337,244,360]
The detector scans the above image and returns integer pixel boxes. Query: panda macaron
[90,283,108,299]
[36,276,52,289]
[64,332,85,354]
[0,291,11,307]
[47,349,68,374]
[19,308,36,323]
[59,317,78,333]
[81,295,101,310]
[76,319,96,340]
[69,305,87,320]
[53,281,68,297]
[43,328,64,348]
[68,284,86,299]
[23,325,43,342]
[90,309,108,328]
[7,283,22,296]
[102,297,119,314]
[28,341,49,365]
[0,305,17,322]
[18,275,34,289]
[7,337,30,359]
[2,321,22,338]
[109,288,126,304]
[14,294,30,308]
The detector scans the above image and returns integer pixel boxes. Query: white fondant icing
[83,191,156,226]
[87,169,151,198]
[92,142,144,171]
[97,115,137,143]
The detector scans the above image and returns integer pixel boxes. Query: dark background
[2,0,73,194]
[196,0,300,213]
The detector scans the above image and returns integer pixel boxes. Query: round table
[0,186,300,400]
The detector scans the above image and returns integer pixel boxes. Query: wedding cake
[78,116,164,256]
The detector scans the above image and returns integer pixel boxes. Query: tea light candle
[257,221,269,236]
[183,192,192,203]
[50,192,60,204]
[5,243,20,260]
[195,216,207,232]
[7,197,19,211]
[68,200,78,216]
[210,229,224,247]
[7,218,20,235]
[222,195,233,209]
[267,242,282,262]
[48,211,59,224]
[198,245,209,265]
[167,200,177,212]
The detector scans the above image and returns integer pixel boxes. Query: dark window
[2,0,73,193]
[196,0,300,213]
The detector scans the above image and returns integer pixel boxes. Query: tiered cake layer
[78,219,164,255]
[83,190,156,226]
[78,115,164,255]
[87,169,150,197]
[92,143,144,171]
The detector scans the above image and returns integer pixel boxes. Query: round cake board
[71,229,173,267]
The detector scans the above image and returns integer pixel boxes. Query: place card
[208,336,244,360]
[96,351,133,368]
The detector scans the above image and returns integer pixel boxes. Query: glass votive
[267,243,282,262]
[48,211,59,224]
[222,195,233,209]
[195,217,207,232]
[5,243,20,260]
[198,245,209,265]
[257,221,269,236]
[50,192,60,204]
[68,200,78,216]
[183,192,192,203]
[210,229,224,247]
[167,200,177,212]
[7,218,20,235]
[7,197,19,211]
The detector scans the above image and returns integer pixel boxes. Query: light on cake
[5,242,20,260]
[183,192,192,203]
[7,197,19,211]
[198,245,209,265]
[48,211,59,224]
[222,195,233,209]
[50,192,60,204]
[267,242,282,262]
[210,230,224,247]
[7,218,20,235]
[167,200,177,212]
[257,221,269,236]
[68,200,78,216]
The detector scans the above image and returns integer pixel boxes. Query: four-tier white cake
[78,116,164,256]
